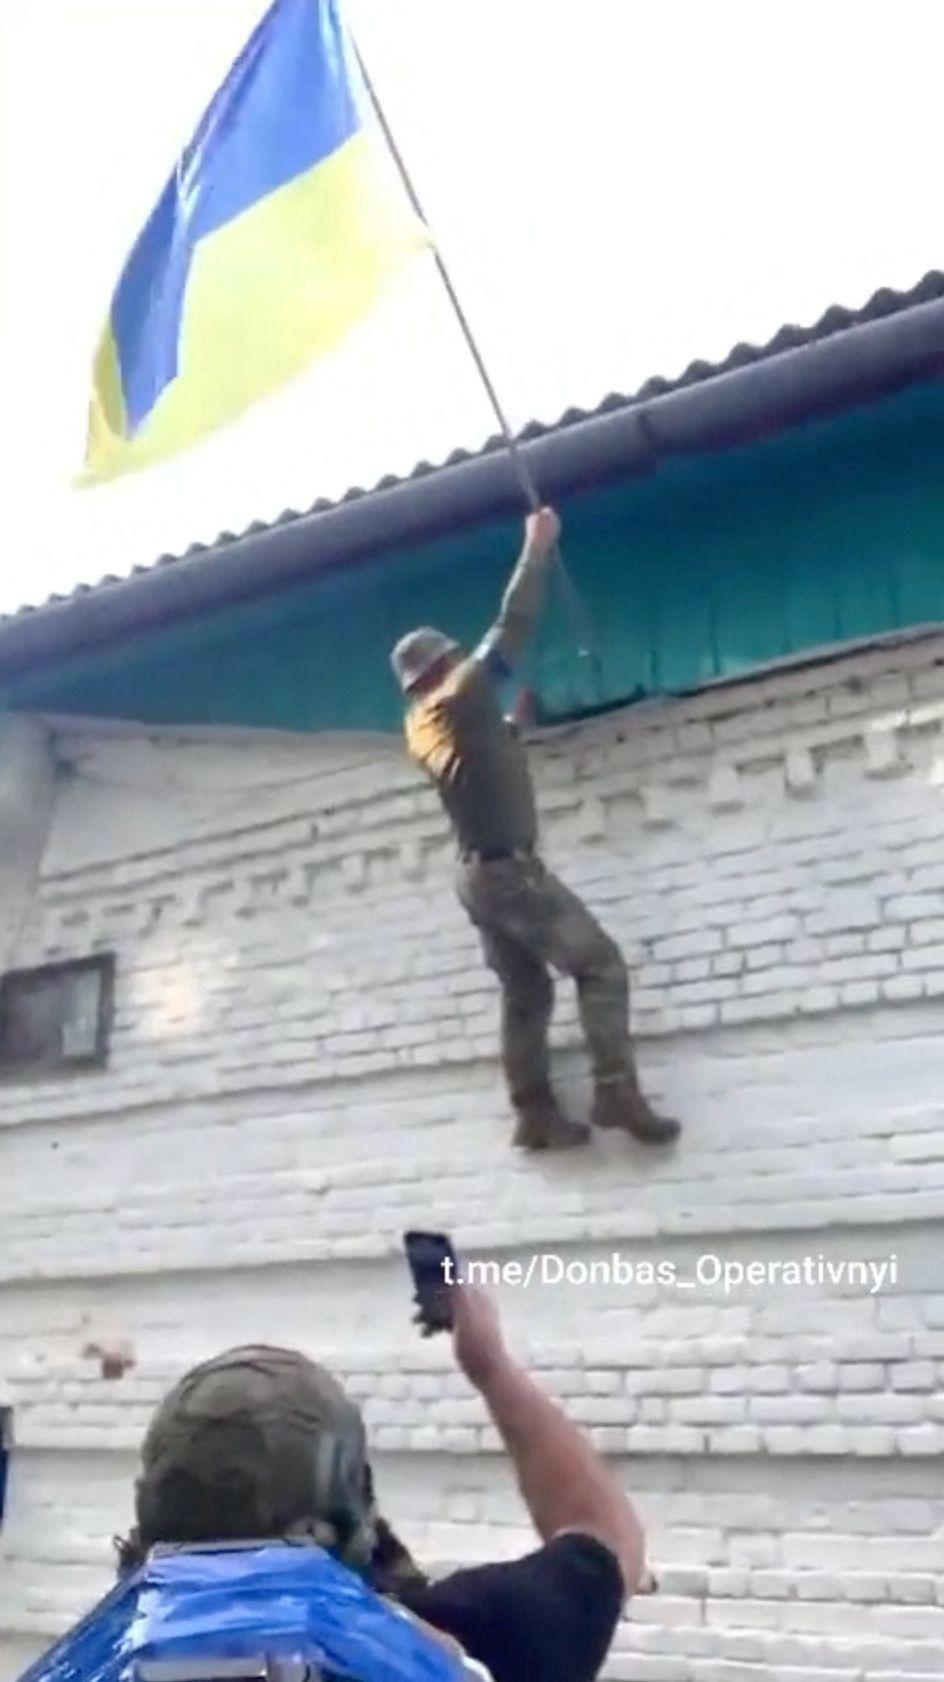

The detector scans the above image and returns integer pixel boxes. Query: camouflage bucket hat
[390,627,460,692]
[135,1345,374,1565]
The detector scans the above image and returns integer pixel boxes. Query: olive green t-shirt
[405,655,537,855]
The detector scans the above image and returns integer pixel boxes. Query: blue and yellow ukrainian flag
[83,0,427,483]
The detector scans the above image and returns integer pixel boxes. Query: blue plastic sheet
[17,1544,477,1682]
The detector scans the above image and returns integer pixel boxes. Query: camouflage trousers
[457,852,631,1105]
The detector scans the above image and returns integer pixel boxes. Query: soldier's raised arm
[474,507,561,678]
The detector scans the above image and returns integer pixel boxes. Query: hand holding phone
[451,1282,507,1389]
[404,1230,458,1336]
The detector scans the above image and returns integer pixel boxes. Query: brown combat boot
[512,1086,591,1152]
[592,1075,681,1145]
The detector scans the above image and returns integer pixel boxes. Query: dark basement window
[0,954,115,1077]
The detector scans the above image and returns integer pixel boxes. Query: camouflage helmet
[390,627,460,693]
[134,1345,374,1565]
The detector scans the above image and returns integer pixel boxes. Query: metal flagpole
[351,34,604,701]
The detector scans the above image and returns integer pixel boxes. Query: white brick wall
[0,716,55,973]
[2,636,944,1679]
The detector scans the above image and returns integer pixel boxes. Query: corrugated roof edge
[4,269,944,680]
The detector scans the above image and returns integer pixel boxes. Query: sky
[0,0,941,616]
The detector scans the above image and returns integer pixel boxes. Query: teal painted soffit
[5,381,944,734]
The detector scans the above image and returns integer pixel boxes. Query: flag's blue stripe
[111,0,365,432]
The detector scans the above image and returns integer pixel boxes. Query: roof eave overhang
[4,294,944,682]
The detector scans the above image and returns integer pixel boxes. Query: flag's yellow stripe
[83,130,426,484]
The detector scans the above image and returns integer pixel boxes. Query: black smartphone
[404,1229,459,1335]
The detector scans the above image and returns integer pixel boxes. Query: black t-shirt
[398,1532,624,1682]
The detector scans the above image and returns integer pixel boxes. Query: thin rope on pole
[352,33,604,700]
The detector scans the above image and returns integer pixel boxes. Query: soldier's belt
[462,845,535,864]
